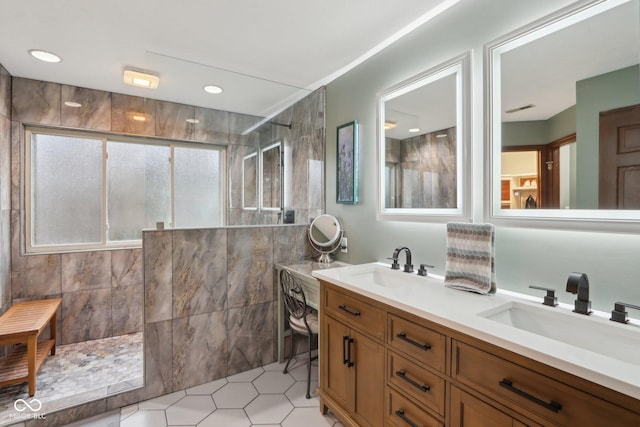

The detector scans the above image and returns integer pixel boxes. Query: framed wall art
[336,120,358,204]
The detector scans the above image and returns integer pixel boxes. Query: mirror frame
[485,0,640,232]
[377,52,471,222]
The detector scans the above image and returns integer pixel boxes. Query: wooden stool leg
[27,335,37,396]
[50,311,57,355]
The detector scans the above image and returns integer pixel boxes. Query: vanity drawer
[387,386,443,427]
[389,314,446,373]
[388,350,445,416]
[452,340,640,426]
[324,287,385,340]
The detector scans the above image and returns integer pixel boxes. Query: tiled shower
[0,63,325,424]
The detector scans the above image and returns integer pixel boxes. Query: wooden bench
[0,298,61,396]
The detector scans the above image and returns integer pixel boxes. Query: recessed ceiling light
[28,49,61,63]
[204,85,223,94]
[186,118,199,124]
[123,69,159,89]
[64,101,82,108]
[436,133,448,138]
[132,115,147,122]
[384,121,397,130]
[408,128,421,133]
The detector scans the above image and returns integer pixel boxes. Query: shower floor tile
[0,332,143,426]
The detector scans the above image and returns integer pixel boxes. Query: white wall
[325,0,640,311]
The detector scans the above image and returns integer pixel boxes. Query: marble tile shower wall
[8,76,324,346]
[227,88,325,226]
[140,225,312,397]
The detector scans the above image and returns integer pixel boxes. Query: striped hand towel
[444,222,496,295]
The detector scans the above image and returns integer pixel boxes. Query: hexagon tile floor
[64,358,344,427]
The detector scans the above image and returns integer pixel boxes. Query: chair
[280,269,318,399]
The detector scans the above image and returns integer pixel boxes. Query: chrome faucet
[566,272,591,315]
[391,247,414,273]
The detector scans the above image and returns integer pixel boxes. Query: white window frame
[24,127,226,254]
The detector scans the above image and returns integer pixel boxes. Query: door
[599,104,640,209]
[544,145,561,208]
[544,133,576,209]
[352,329,385,427]
[322,315,352,407]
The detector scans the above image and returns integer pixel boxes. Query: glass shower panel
[174,146,223,227]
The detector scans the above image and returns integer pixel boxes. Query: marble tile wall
[9,247,144,345]
[139,224,311,399]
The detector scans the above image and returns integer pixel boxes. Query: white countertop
[312,262,640,400]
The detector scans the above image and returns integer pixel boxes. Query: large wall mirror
[378,53,471,221]
[487,0,640,229]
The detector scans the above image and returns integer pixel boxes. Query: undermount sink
[333,263,419,288]
[478,301,640,365]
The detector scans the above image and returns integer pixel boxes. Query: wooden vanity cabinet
[320,285,385,427]
[452,339,640,427]
[318,281,640,427]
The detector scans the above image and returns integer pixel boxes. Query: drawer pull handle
[346,337,354,367]
[395,409,418,427]
[396,370,430,392]
[338,304,361,317]
[499,379,562,413]
[396,332,431,351]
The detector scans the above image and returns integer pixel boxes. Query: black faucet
[566,272,591,315]
[391,247,414,273]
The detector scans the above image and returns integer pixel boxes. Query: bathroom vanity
[313,263,640,427]
[275,260,350,363]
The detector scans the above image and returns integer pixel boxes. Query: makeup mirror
[487,0,640,229]
[308,214,343,263]
[378,53,471,222]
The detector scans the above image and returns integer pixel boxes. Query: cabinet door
[352,329,385,427]
[450,386,539,427]
[322,315,353,408]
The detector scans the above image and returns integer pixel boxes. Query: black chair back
[280,269,307,320]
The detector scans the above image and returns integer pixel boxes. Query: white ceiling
[0,0,455,118]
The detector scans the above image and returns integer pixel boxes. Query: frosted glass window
[31,133,103,246]
[174,146,223,228]
[27,128,225,252]
[107,142,170,241]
